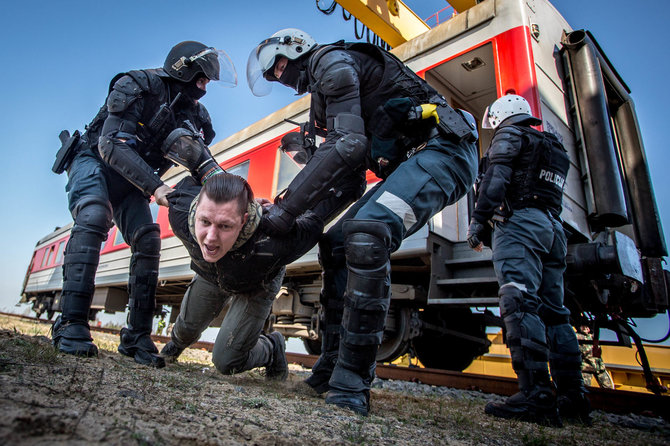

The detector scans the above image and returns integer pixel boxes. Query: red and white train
[21,0,669,384]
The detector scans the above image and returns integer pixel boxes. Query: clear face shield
[184,48,237,87]
[481,106,494,129]
[246,37,284,97]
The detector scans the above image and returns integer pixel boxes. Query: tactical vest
[83,69,213,173]
[507,126,570,216]
[308,42,439,136]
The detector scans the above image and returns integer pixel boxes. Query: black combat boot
[548,322,592,424]
[485,369,562,427]
[304,327,339,393]
[557,391,592,425]
[304,238,346,394]
[266,331,288,381]
[325,345,376,416]
[118,309,165,368]
[159,341,185,364]
[52,315,98,357]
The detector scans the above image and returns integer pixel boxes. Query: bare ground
[1,315,668,446]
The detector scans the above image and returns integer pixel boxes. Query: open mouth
[203,244,219,258]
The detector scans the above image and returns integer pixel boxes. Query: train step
[435,276,498,287]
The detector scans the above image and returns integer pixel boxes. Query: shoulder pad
[110,74,142,96]
[107,75,142,113]
[126,69,166,95]
[489,126,523,161]
[310,48,359,96]
[310,47,355,77]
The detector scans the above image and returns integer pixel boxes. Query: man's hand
[154,184,174,207]
[466,218,486,252]
[260,205,296,236]
[255,197,273,209]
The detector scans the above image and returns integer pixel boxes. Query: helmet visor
[192,48,237,87]
[481,106,494,129]
[246,44,278,96]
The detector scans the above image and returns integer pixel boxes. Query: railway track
[2,311,668,419]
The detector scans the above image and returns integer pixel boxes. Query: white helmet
[247,28,317,96]
[482,94,534,129]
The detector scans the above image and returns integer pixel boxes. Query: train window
[276,150,302,194]
[42,246,54,268]
[55,241,65,264]
[227,160,250,179]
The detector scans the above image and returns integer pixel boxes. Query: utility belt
[493,203,561,226]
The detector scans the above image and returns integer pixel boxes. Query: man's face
[273,57,288,80]
[196,76,210,91]
[194,193,248,263]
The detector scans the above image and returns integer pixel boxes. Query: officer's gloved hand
[154,184,174,208]
[466,218,486,252]
[261,204,296,236]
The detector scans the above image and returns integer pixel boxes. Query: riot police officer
[51,41,236,368]
[467,95,590,425]
[247,29,478,415]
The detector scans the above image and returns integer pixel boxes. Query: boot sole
[55,339,98,358]
[118,345,165,368]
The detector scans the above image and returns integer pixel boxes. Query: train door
[417,42,498,242]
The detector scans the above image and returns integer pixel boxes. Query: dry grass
[0,315,668,445]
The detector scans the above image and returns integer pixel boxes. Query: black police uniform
[469,114,590,425]
[53,67,216,367]
[265,42,479,415]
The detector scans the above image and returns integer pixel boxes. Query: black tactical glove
[280,132,316,165]
[466,218,487,250]
[260,204,296,236]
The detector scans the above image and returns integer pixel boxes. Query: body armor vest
[84,69,213,175]
[309,42,439,138]
[507,126,570,217]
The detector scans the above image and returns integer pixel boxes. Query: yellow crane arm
[335,0,430,47]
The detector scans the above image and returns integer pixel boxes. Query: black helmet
[164,41,222,83]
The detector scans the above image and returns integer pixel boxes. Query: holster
[435,105,478,143]
[52,130,81,174]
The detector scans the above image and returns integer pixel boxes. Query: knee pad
[340,220,392,347]
[72,196,113,236]
[342,219,392,271]
[63,197,113,297]
[498,285,548,370]
[130,223,161,255]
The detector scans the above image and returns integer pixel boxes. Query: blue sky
[1,1,669,342]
